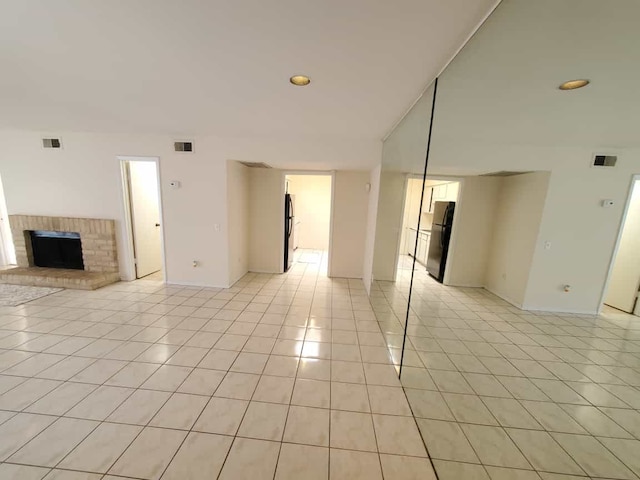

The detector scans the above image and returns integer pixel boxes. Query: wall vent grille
[238,161,272,168]
[174,141,193,152]
[42,138,61,149]
[593,155,617,167]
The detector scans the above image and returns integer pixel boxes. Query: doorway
[120,157,164,280]
[603,176,640,314]
[284,173,332,275]
[0,174,16,267]
[397,176,460,283]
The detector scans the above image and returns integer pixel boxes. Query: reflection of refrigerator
[284,193,295,272]
[426,201,455,283]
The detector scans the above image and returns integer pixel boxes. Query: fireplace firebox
[29,230,84,270]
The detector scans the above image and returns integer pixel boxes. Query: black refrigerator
[426,201,455,283]
[284,193,295,272]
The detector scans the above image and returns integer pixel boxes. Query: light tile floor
[0,253,435,480]
[371,255,640,479]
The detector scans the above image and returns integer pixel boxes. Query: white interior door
[606,179,640,312]
[128,161,162,278]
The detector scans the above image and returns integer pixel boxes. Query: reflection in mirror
[396,0,640,478]
[369,83,436,371]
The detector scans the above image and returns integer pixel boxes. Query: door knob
[155,223,161,227]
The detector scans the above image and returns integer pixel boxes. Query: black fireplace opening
[29,230,84,270]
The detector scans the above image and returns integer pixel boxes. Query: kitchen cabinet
[444,182,459,201]
[405,227,417,255]
[425,182,459,213]
[407,228,430,266]
[413,230,430,266]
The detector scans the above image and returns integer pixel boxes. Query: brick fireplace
[1,215,121,289]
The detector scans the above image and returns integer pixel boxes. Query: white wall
[446,176,500,287]
[287,175,331,250]
[248,168,283,274]
[519,149,640,313]
[0,131,229,286]
[330,171,369,278]
[372,171,406,281]
[362,165,381,294]
[484,172,550,307]
[0,130,380,287]
[227,160,250,285]
[428,142,640,314]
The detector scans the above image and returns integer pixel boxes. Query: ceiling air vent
[592,155,617,167]
[42,138,61,149]
[480,171,531,177]
[238,161,272,168]
[174,141,193,152]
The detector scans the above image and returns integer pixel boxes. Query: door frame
[281,170,335,276]
[397,174,463,284]
[118,156,167,282]
[599,173,640,314]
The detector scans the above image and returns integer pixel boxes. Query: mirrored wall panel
[396,0,640,478]
[369,83,436,371]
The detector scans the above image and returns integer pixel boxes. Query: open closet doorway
[284,173,332,275]
[120,157,164,280]
[603,176,640,314]
[0,174,16,267]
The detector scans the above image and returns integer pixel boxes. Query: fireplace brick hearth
[1,215,121,289]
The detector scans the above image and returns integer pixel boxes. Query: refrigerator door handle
[441,204,449,226]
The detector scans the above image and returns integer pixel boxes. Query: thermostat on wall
[169,180,181,189]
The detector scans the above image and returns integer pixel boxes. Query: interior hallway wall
[485,171,550,307]
[330,171,369,278]
[372,171,406,281]
[362,165,381,294]
[227,161,250,285]
[248,168,283,274]
[287,175,331,250]
[248,168,371,278]
[446,176,501,287]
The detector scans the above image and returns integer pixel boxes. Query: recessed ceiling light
[559,79,590,91]
[290,75,311,86]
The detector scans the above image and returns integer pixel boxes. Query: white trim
[165,281,226,289]
[484,286,524,310]
[521,306,599,316]
[597,174,640,314]
[117,155,167,283]
[393,175,410,281]
[328,170,336,278]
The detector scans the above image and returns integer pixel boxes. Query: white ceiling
[432,0,640,150]
[0,0,497,139]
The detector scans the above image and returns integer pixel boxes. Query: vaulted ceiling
[0,0,497,139]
